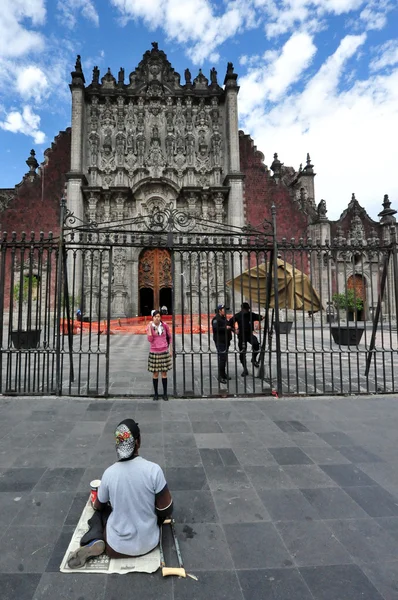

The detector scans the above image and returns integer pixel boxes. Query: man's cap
[217,303,225,310]
[242,302,250,310]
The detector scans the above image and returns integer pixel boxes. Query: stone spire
[303,152,314,174]
[224,62,238,88]
[70,54,85,87]
[25,149,38,178]
[378,194,397,224]
[270,153,283,179]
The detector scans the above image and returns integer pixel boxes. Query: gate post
[271,205,283,396]
[391,226,398,332]
[55,197,66,395]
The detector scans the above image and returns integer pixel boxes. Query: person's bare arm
[93,497,107,511]
[155,484,173,523]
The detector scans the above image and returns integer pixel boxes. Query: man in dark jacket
[212,304,232,384]
[229,302,263,376]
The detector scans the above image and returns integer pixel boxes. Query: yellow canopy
[227,259,322,311]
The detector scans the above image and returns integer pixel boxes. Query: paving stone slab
[343,485,398,517]
[237,568,314,600]
[164,467,209,491]
[174,523,234,570]
[0,573,41,600]
[0,468,47,492]
[258,489,320,522]
[361,560,398,600]
[275,520,353,567]
[224,522,293,569]
[299,564,385,600]
[325,517,398,564]
[268,447,314,466]
[301,487,368,519]
[245,466,297,490]
[0,525,58,573]
[319,464,377,487]
[32,572,107,600]
[174,570,244,600]
[212,488,271,524]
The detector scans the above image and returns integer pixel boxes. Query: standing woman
[147,309,172,401]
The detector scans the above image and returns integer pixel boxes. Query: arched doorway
[347,274,366,320]
[138,248,172,316]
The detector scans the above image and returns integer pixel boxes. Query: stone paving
[1,394,398,599]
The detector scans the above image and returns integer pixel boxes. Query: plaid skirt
[148,351,172,373]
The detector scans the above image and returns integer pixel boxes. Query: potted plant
[332,290,363,321]
[330,290,364,346]
[11,275,41,349]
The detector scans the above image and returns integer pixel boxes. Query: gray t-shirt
[98,456,167,556]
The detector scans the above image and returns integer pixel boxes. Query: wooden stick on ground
[160,519,186,578]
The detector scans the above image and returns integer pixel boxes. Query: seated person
[68,418,173,568]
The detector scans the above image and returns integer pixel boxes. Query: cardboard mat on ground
[60,498,160,574]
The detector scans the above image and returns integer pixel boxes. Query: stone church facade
[0,44,396,318]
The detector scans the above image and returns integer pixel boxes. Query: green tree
[332,290,363,313]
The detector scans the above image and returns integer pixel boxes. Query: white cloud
[110,0,256,63]
[0,106,46,144]
[370,40,398,72]
[239,32,317,115]
[109,0,392,62]
[57,0,100,28]
[0,0,46,58]
[16,66,49,102]
[239,35,398,220]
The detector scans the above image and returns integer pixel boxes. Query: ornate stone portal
[66,43,244,316]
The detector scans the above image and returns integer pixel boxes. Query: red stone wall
[239,131,308,242]
[1,128,71,237]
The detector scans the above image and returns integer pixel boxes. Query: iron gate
[1,200,398,398]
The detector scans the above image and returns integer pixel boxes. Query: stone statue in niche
[90,97,100,130]
[89,133,99,167]
[165,135,174,165]
[126,129,135,152]
[211,133,221,167]
[101,98,116,128]
[186,136,195,166]
[136,136,145,167]
[211,97,220,127]
[103,128,112,149]
[118,67,124,84]
[196,102,209,129]
[136,98,145,133]
[165,112,173,134]
[115,134,125,166]
[147,128,165,175]
[100,131,115,173]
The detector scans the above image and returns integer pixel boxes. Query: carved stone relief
[84,93,225,191]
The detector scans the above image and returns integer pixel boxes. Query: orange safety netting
[60,314,223,336]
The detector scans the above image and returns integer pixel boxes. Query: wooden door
[347,274,366,301]
[138,248,172,312]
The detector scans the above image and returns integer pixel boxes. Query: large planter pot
[11,329,41,349]
[330,326,364,346]
[278,321,293,335]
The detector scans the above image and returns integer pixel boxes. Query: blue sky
[0,0,397,220]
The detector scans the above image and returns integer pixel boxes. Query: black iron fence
[1,202,397,398]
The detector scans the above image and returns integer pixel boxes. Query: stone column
[67,57,87,308]
[223,63,245,230]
